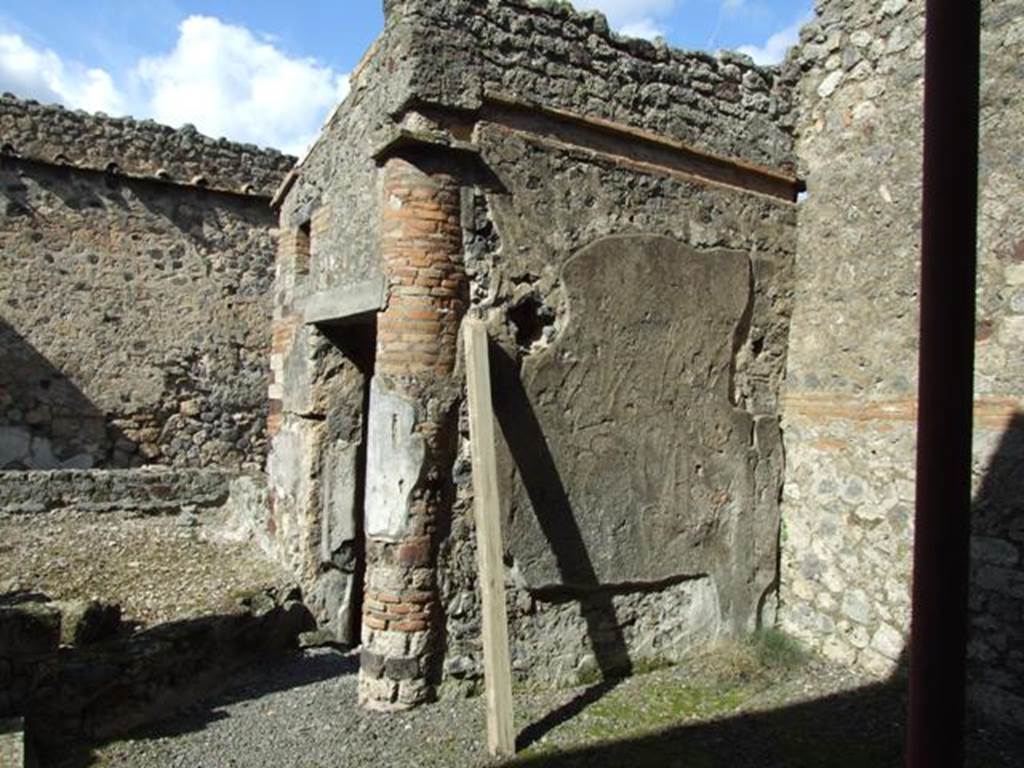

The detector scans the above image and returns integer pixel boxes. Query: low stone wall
[0,468,235,514]
[0,589,312,753]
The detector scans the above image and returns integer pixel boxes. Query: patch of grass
[517,667,763,761]
[746,628,807,671]
[516,632,811,763]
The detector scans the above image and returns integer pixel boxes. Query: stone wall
[0,468,235,514]
[0,94,294,196]
[1,105,288,471]
[389,0,797,170]
[0,589,311,753]
[0,718,22,768]
[780,0,1024,727]
[271,0,800,708]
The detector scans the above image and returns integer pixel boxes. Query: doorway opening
[318,318,376,646]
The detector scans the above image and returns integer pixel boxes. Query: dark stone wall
[1,158,278,471]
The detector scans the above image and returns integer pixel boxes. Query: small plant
[746,627,807,671]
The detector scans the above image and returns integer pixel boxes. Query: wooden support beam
[463,319,515,758]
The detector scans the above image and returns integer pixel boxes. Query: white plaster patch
[364,378,424,541]
[817,70,844,98]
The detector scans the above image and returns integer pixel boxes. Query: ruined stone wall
[271,0,800,706]
[780,0,1024,727]
[389,0,797,171]
[266,27,413,648]
[0,94,293,196]
[1,101,288,471]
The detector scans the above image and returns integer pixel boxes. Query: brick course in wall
[779,0,1024,730]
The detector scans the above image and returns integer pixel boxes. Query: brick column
[358,155,466,710]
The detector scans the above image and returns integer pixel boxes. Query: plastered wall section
[780,0,1024,726]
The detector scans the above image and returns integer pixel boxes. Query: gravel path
[0,507,291,625]
[71,644,1021,768]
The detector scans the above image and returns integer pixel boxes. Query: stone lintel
[301,276,386,326]
[370,128,481,165]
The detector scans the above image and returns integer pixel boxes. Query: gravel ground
[0,507,291,625]
[74,644,1022,768]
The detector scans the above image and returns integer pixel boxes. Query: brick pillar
[358,155,466,710]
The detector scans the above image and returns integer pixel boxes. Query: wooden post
[463,319,515,757]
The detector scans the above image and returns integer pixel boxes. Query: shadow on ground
[508,672,1021,768]
[43,648,357,768]
[510,673,908,768]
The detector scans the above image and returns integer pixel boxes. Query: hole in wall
[508,295,554,350]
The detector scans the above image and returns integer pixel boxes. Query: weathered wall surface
[780,0,1024,726]
[265,27,412,647]
[0,94,293,196]
[270,0,799,703]
[270,0,798,704]
[389,0,797,170]
[1,102,287,471]
[439,121,796,692]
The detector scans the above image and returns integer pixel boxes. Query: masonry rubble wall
[0,588,311,754]
[0,94,293,196]
[1,98,291,473]
[387,0,797,171]
[780,0,1024,727]
[0,468,241,514]
[270,0,800,708]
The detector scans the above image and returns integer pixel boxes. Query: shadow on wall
[968,411,1024,727]
[3,591,321,768]
[489,390,1024,760]
[489,340,634,750]
[0,319,132,469]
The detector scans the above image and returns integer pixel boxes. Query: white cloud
[0,17,350,155]
[136,16,349,154]
[722,0,746,10]
[0,33,125,114]
[737,13,811,64]
[619,19,668,40]
[573,0,678,40]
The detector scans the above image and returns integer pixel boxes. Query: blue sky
[0,1,812,155]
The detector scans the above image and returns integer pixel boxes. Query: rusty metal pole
[908,1,981,766]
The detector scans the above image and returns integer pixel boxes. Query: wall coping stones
[0,93,295,197]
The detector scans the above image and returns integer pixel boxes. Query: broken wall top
[383,0,798,171]
[0,93,295,197]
